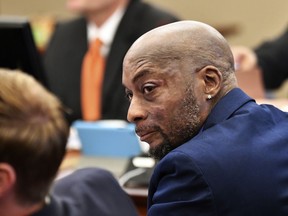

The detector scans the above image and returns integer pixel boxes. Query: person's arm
[255,27,288,89]
[148,152,216,216]
[231,45,258,72]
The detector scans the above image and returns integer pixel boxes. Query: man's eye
[125,92,133,101]
[142,83,156,94]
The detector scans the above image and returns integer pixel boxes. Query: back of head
[0,68,69,205]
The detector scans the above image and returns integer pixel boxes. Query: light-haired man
[0,68,138,216]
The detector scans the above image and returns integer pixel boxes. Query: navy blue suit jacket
[148,88,288,216]
[43,0,179,124]
[33,168,138,216]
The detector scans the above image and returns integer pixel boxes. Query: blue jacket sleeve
[148,151,216,216]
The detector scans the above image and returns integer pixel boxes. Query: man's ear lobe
[0,163,16,197]
[199,65,222,96]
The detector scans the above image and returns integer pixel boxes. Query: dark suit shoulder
[52,168,138,216]
[121,0,179,36]
[55,17,86,30]
[51,17,86,40]
[54,167,119,189]
[138,1,179,22]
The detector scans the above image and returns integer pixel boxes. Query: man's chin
[148,142,174,160]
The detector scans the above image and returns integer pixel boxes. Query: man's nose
[127,97,146,123]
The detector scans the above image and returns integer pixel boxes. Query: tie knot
[90,38,102,51]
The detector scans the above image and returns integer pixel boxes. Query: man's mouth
[138,131,155,142]
[136,127,156,143]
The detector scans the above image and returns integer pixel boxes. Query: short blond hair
[0,68,69,205]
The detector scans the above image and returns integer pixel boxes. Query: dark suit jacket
[148,88,288,216]
[255,26,288,89]
[33,168,138,216]
[43,0,179,124]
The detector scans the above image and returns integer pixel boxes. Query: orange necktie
[81,38,105,121]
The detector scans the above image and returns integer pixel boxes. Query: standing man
[44,0,179,124]
[122,21,288,215]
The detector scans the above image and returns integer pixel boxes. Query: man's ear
[0,163,16,197]
[199,65,222,97]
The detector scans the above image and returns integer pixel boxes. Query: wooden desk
[60,150,148,216]
[124,187,148,216]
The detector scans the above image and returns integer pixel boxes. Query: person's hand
[231,45,258,72]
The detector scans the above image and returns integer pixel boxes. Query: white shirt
[66,7,126,151]
[87,6,126,57]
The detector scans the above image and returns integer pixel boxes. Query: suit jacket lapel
[102,0,139,100]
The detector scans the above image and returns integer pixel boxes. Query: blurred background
[1,0,288,99]
[0,0,287,48]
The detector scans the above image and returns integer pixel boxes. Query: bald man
[122,21,288,215]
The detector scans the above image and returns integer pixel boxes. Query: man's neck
[87,0,129,27]
[0,198,44,216]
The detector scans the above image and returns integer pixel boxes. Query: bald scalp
[124,21,235,79]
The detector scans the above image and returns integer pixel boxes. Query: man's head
[122,20,237,159]
[0,69,69,213]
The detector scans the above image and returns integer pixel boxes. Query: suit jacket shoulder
[119,0,179,38]
[35,168,138,216]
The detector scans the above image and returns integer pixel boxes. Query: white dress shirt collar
[87,6,126,56]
